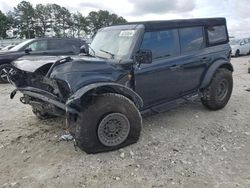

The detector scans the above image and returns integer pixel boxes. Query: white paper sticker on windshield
[119,30,135,37]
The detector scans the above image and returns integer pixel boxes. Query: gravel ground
[0,56,250,188]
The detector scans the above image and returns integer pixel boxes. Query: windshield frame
[9,39,35,52]
[89,24,143,62]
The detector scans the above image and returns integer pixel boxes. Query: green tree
[87,10,127,35]
[35,4,52,37]
[48,4,72,37]
[72,12,89,38]
[0,11,10,38]
[14,1,35,38]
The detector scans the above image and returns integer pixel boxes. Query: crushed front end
[9,57,73,118]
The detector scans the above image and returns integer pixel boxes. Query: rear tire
[73,93,142,154]
[201,69,233,110]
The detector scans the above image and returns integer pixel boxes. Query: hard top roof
[122,17,226,31]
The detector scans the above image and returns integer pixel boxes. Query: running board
[141,93,199,116]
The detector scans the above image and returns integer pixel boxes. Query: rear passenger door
[135,27,207,108]
[177,26,208,95]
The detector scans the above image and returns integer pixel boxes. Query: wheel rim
[216,79,229,101]
[0,66,13,82]
[98,113,130,147]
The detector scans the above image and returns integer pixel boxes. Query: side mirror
[25,48,32,53]
[80,44,89,54]
[135,49,152,64]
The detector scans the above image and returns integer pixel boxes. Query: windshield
[229,39,241,45]
[89,28,137,60]
[10,39,34,51]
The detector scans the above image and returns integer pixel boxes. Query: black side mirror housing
[25,48,32,54]
[135,49,152,64]
[80,44,89,54]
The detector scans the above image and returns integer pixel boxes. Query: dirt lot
[0,56,250,188]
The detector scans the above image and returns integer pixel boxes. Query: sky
[0,0,250,37]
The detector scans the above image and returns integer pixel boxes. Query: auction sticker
[119,30,135,37]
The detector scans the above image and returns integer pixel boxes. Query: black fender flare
[200,60,233,89]
[66,82,143,110]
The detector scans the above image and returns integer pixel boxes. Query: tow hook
[20,96,28,104]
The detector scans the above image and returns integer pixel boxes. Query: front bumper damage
[10,87,78,114]
[8,58,82,136]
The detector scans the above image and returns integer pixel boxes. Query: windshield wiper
[100,49,115,59]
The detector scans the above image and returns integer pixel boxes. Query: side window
[48,39,61,50]
[48,40,80,53]
[179,27,204,53]
[140,29,179,60]
[27,40,47,51]
[64,40,81,52]
[207,25,227,45]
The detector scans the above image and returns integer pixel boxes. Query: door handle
[170,64,181,71]
[200,57,208,61]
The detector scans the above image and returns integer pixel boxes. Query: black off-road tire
[201,69,233,110]
[73,93,142,154]
[0,64,13,83]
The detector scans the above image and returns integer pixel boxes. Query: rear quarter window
[179,27,204,53]
[207,25,228,45]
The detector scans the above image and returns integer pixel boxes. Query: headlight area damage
[8,56,143,154]
[9,57,73,119]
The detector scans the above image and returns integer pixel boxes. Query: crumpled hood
[49,56,127,92]
[10,55,128,92]
[12,55,66,72]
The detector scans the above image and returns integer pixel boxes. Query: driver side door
[135,29,183,108]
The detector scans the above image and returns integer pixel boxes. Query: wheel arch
[66,82,143,110]
[200,60,233,89]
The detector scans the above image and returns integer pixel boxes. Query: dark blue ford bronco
[9,18,233,153]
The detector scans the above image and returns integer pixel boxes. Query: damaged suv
[9,18,233,153]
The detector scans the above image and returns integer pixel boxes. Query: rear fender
[200,60,233,89]
[66,82,143,110]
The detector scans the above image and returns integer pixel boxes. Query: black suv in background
[0,38,85,83]
[9,18,233,154]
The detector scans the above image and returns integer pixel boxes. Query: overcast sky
[0,0,249,37]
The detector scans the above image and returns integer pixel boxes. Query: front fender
[66,82,143,110]
[200,60,233,89]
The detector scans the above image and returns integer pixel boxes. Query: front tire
[201,69,233,110]
[235,50,240,57]
[73,93,142,154]
[0,64,14,83]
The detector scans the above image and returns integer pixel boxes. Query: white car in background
[230,38,250,57]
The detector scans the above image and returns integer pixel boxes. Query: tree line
[0,1,127,39]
